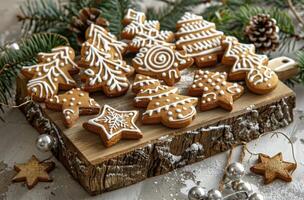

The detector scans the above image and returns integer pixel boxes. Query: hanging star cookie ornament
[12,155,55,189]
[222,36,278,94]
[132,45,194,86]
[83,104,142,147]
[188,70,244,111]
[250,152,297,184]
[21,46,78,102]
[45,88,100,128]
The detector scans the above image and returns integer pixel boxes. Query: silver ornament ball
[207,189,223,200]
[36,134,55,152]
[188,186,208,200]
[226,162,245,180]
[249,193,264,200]
[236,181,253,193]
[231,179,244,191]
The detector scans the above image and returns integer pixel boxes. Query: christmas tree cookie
[175,12,224,68]
[132,75,198,128]
[188,70,244,111]
[222,36,278,94]
[79,24,133,97]
[132,44,194,86]
[21,46,78,102]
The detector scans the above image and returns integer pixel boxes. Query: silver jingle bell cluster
[188,162,264,200]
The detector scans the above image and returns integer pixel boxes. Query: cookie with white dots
[188,70,244,111]
[21,46,78,102]
[45,88,100,128]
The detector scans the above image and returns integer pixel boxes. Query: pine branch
[17,0,69,34]
[0,33,69,119]
[98,0,139,38]
[146,0,205,31]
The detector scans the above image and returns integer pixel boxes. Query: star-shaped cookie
[250,153,297,184]
[188,70,244,111]
[132,45,193,86]
[12,155,55,189]
[83,104,142,147]
[46,88,100,128]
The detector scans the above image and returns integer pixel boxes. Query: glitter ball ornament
[226,162,245,180]
[245,14,279,51]
[36,134,56,152]
[207,189,223,200]
[188,186,208,200]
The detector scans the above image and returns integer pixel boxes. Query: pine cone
[70,7,109,45]
[245,14,280,51]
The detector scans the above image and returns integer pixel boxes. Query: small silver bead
[207,189,223,200]
[226,162,245,180]
[36,134,56,152]
[249,193,264,200]
[188,186,208,200]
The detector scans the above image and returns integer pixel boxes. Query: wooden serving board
[16,58,297,195]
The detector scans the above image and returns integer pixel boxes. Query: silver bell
[236,182,253,193]
[188,186,208,200]
[231,179,244,191]
[226,162,245,180]
[207,189,223,200]
[36,134,56,152]
[249,193,264,200]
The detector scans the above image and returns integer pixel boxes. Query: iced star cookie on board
[45,88,100,128]
[188,70,244,111]
[221,36,278,94]
[79,24,134,97]
[175,12,224,67]
[21,46,78,102]
[83,104,142,147]
[132,45,194,86]
[132,75,198,128]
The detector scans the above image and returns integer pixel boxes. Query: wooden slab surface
[43,77,294,165]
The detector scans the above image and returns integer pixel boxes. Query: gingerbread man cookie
[132,45,194,86]
[132,75,198,128]
[222,36,278,94]
[175,12,224,68]
[83,104,142,147]
[22,46,78,102]
[46,88,100,127]
[188,70,244,111]
[79,24,134,97]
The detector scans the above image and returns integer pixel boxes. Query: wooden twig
[287,0,304,27]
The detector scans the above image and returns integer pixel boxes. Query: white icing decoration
[87,105,140,139]
[247,65,275,85]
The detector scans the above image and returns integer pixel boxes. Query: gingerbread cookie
[22,46,78,102]
[222,36,278,94]
[175,12,224,67]
[188,70,244,111]
[132,45,193,85]
[121,9,160,40]
[132,74,178,108]
[85,24,128,57]
[83,104,142,147]
[250,153,297,184]
[132,75,198,128]
[79,24,134,97]
[12,155,55,189]
[128,29,175,53]
[46,88,100,127]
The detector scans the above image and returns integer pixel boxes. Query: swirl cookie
[222,36,278,94]
[46,88,100,127]
[132,75,198,128]
[175,12,224,68]
[83,104,142,147]
[188,70,244,111]
[132,45,194,86]
[21,46,78,102]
